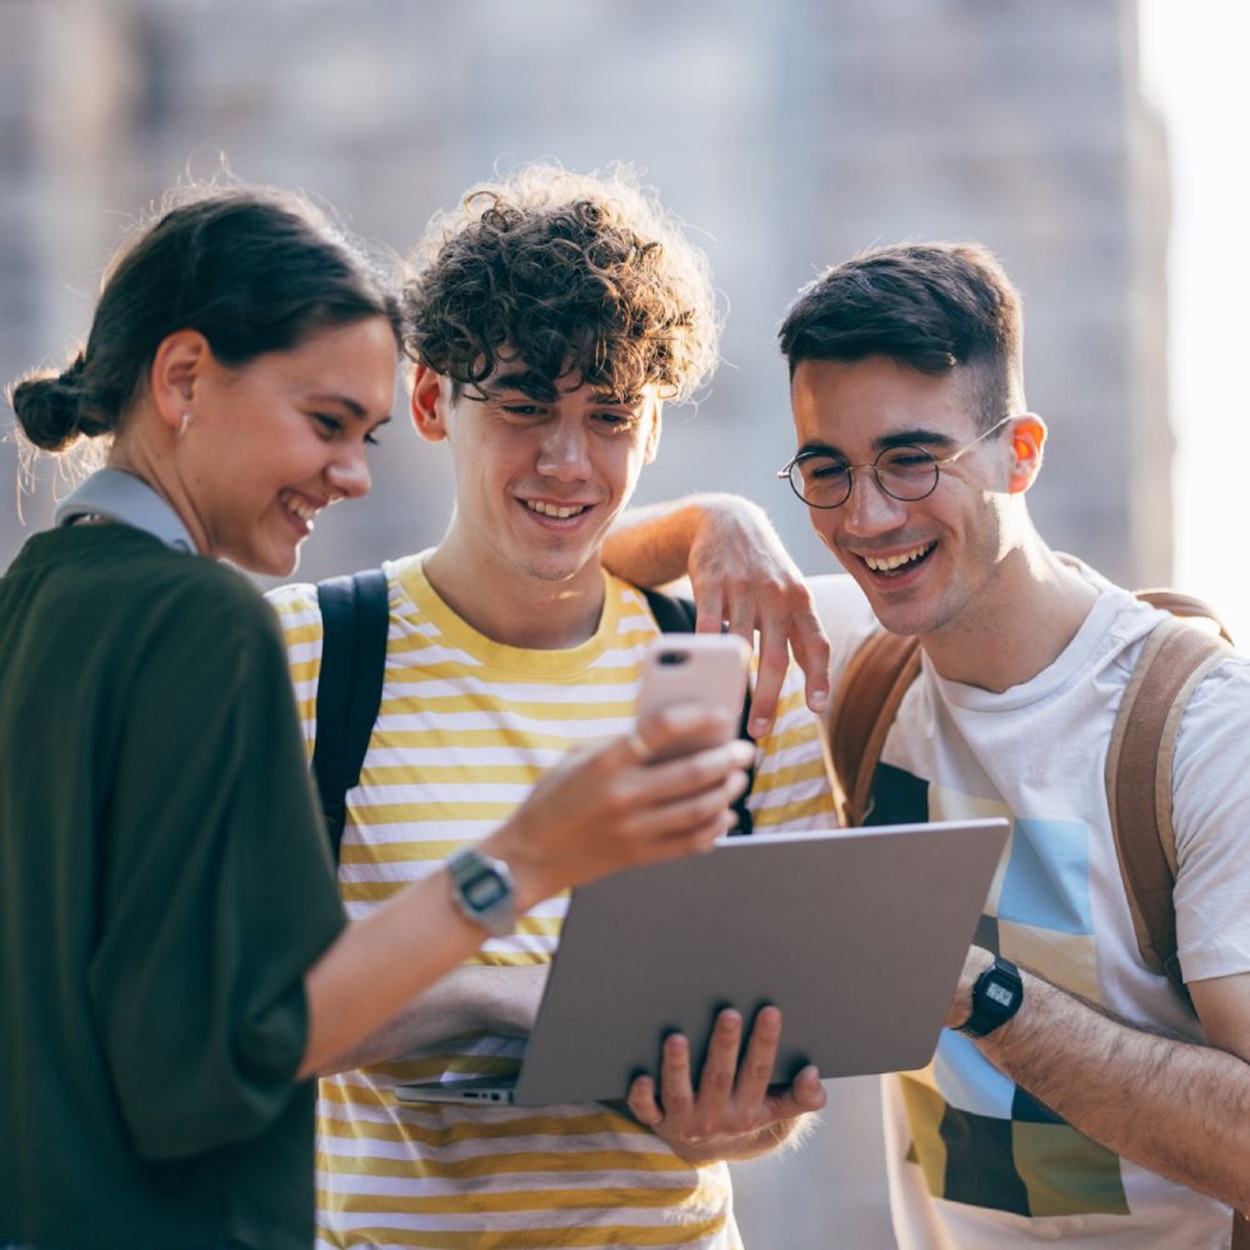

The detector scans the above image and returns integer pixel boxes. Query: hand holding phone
[635,634,752,762]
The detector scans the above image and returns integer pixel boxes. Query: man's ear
[1007,414,1046,494]
[149,330,211,435]
[411,364,450,444]
[642,397,663,465]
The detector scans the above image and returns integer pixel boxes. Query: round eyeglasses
[777,416,1013,510]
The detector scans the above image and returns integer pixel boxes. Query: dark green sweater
[0,524,346,1249]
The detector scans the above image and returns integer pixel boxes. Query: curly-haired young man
[268,164,834,1249]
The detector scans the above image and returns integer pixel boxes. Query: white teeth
[528,500,587,519]
[865,543,932,572]
[282,493,317,523]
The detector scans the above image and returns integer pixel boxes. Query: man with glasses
[781,242,1250,1248]
[617,239,1250,1247]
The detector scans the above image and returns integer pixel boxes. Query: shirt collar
[54,468,198,554]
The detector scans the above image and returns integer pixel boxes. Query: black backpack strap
[640,587,755,836]
[312,569,391,863]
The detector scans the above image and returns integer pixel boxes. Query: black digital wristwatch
[959,954,1024,1038]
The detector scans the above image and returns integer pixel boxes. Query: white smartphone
[635,633,752,760]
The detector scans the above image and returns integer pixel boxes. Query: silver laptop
[395,817,1009,1107]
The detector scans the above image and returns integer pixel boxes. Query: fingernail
[809,687,830,712]
[749,715,772,737]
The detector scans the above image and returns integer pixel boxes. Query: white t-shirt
[811,560,1250,1250]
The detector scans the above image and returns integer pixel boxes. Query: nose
[535,416,591,480]
[838,466,906,538]
[327,441,372,501]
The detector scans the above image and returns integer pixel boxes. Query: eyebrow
[797,426,960,458]
[469,372,642,407]
[469,372,559,403]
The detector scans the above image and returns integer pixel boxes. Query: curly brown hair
[402,163,719,404]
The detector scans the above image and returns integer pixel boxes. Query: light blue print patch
[997,818,1092,935]
[934,1029,1016,1118]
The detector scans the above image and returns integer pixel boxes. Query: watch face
[985,980,1017,1009]
[464,871,509,910]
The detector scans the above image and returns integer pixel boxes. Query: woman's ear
[1008,414,1046,494]
[149,330,211,436]
[411,364,450,444]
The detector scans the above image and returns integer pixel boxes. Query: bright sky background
[1139,0,1250,642]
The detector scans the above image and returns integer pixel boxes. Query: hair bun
[10,362,86,452]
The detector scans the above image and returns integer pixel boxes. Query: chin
[234,544,301,579]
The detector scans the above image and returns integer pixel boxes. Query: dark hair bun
[9,364,86,452]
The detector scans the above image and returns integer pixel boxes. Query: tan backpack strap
[1106,616,1230,1006]
[828,631,922,826]
[1235,1210,1250,1249]
[1135,588,1234,644]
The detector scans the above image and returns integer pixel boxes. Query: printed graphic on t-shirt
[869,761,1128,1219]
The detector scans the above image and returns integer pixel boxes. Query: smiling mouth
[526,500,590,520]
[862,541,936,575]
[281,491,319,524]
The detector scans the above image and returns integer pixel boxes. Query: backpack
[828,589,1245,1244]
[310,572,756,864]
[828,588,1233,1011]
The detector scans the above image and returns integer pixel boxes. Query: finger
[649,765,752,839]
[627,736,754,808]
[635,704,737,762]
[625,728,651,762]
[721,595,755,650]
[747,623,788,737]
[785,598,832,716]
[626,1074,664,1126]
[733,1004,783,1107]
[657,1031,696,1120]
[692,1008,744,1122]
[762,1065,828,1119]
[790,1063,828,1110]
[693,586,729,637]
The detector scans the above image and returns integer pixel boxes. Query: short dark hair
[402,163,718,404]
[778,242,1025,428]
[10,183,401,454]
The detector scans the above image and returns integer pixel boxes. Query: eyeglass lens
[789,446,939,508]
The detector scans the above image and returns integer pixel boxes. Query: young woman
[0,184,753,1250]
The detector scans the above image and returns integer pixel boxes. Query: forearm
[319,964,547,1076]
[300,828,559,1080]
[602,494,715,588]
[317,977,481,1076]
[968,965,1250,1209]
[299,871,486,1079]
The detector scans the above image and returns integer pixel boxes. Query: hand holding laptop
[627,1003,826,1164]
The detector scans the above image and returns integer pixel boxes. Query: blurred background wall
[0,1,1167,1245]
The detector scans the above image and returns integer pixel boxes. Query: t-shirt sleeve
[1171,654,1250,984]
[86,574,346,1160]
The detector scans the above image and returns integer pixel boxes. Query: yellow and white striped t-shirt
[269,554,834,1250]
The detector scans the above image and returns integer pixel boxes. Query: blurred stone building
[0,2,1166,1246]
